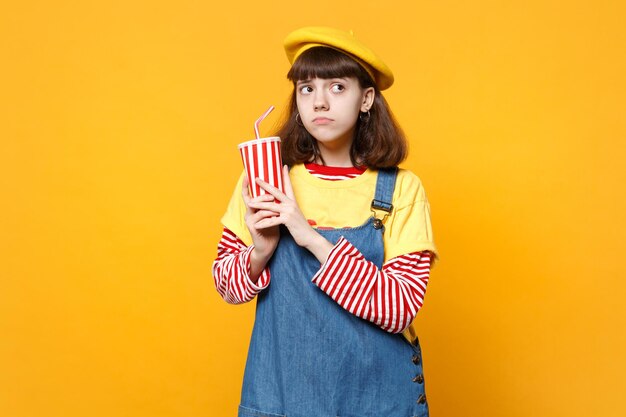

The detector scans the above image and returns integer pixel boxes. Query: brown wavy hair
[272,47,408,169]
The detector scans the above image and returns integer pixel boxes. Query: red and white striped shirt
[212,164,432,334]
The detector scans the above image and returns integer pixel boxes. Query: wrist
[301,228,323,251]
[304,233,334,264]
[248,245,274,283]
[250,246,273,265]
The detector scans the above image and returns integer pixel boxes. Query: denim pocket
[238,404,286,417]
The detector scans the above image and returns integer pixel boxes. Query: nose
[313,90,329,111]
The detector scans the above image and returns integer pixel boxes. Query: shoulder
[220,170,252,246]
[393,168,428,208]
[383,168,438,262]
[287,163,306,177]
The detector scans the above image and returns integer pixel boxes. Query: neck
[316,149,353,167]
[316,136,354,167]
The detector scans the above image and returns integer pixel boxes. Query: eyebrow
[296,77,347,86]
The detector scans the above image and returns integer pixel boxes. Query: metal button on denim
[412,354,420,364]
[412,374,424,384]
[417,394,427,404]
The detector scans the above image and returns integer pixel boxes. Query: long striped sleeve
[312,237,432,334]
[212,227,271,304]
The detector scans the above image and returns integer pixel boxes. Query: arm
[311,237,432,333]
[212,227,271,304]
[247,166,334,263]
[247,167,432,332]
[212,172,282,304]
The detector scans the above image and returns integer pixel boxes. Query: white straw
[254,105,275,139]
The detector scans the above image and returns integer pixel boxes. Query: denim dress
[238,169,429,417]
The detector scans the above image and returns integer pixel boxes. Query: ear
[361,87,375,112]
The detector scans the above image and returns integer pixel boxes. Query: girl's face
[295,76,374,152]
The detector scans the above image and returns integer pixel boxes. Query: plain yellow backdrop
[1,1,625,416]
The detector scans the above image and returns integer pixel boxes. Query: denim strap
[371,167,398,213]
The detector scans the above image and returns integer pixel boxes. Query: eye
[331,84,345,93]
[299,85,313,94]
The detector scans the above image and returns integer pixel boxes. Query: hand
[248,166,331,259]
[242,176,280,262]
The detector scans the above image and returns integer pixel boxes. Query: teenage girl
[213,26,439,417]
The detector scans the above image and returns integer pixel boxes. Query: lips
[312,117,333,125]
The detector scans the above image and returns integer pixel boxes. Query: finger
[242,176,252,202]
[248,201,281,212]
[256,178,289,202]
[241,176,253,215]
[255,216,281,229]
[282,165,295,199]
[249,193,275,204]
[249,209,280,223]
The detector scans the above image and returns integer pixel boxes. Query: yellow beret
[283,26,394,90]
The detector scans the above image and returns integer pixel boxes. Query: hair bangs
[287,47,373,87]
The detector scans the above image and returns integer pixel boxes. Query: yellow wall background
[1,1,625,416]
